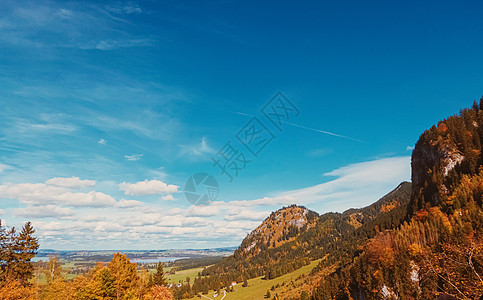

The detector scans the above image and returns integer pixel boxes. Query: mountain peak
[236,205,318,256]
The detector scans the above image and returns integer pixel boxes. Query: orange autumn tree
[144,285,174,300]
[107,252,140,300]
[0,280,38,300]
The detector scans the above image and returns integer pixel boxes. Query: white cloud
[98,138,107,145]
[116,199,143,208]
[220,156,411,213]
[167,207,183,215]
[178,137,214,158]
[1,157,410,249]
[161,194,174,201]
[407,146,415,151]
[45,177,96,189]
[0,183,116,207]
[124,154,143,161]
[119,179,179,196]
[14,119,78,133]
[224,209,269,221]
[124,213,165,227]
[0,209,4,215]
[80,215,107,223]
[32,221,77,232]
[187,205,220,217]
[15,205,74,218]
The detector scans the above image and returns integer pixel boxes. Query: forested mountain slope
[196,183,412,298]
[312,99,483,299]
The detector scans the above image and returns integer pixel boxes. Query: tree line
[0,221,174,299]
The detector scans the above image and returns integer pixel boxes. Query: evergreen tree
[152,262,167,286]
[15,222,39,283]
[0,221,38,285]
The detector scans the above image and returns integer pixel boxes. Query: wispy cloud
[124,154,143,161]
[217,156,411,213]
[224,209,269,221]
[307,148,333,157]
[55,8,73,20]
[0,1,154,50]
[178,137,214,159]
[13,118,78,134]
[77,38,155,51]
[15,205,74,218]
[104,3,143,15]
[0,164,12,173]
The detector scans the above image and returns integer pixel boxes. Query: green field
[166,267,205,284]
[186,259,322,300]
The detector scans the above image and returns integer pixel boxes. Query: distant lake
[32,257,50,262]
[131,257,189,263]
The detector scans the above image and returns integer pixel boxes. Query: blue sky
[0,0,482,250]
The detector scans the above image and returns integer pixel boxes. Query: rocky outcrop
[237,205,318,256]
[410,102,483,213]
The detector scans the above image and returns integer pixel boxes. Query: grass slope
[166,267,205,284]
[187,259,322,300]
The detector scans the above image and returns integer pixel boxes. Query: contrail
[232,111,364,143]
[233,111,253,117]
[281,120,365,143]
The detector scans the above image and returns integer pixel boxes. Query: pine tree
[0,222,38,285]
[15,222,39,283]
[152,262,167,286]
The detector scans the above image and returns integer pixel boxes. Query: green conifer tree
[153,262,167,286]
